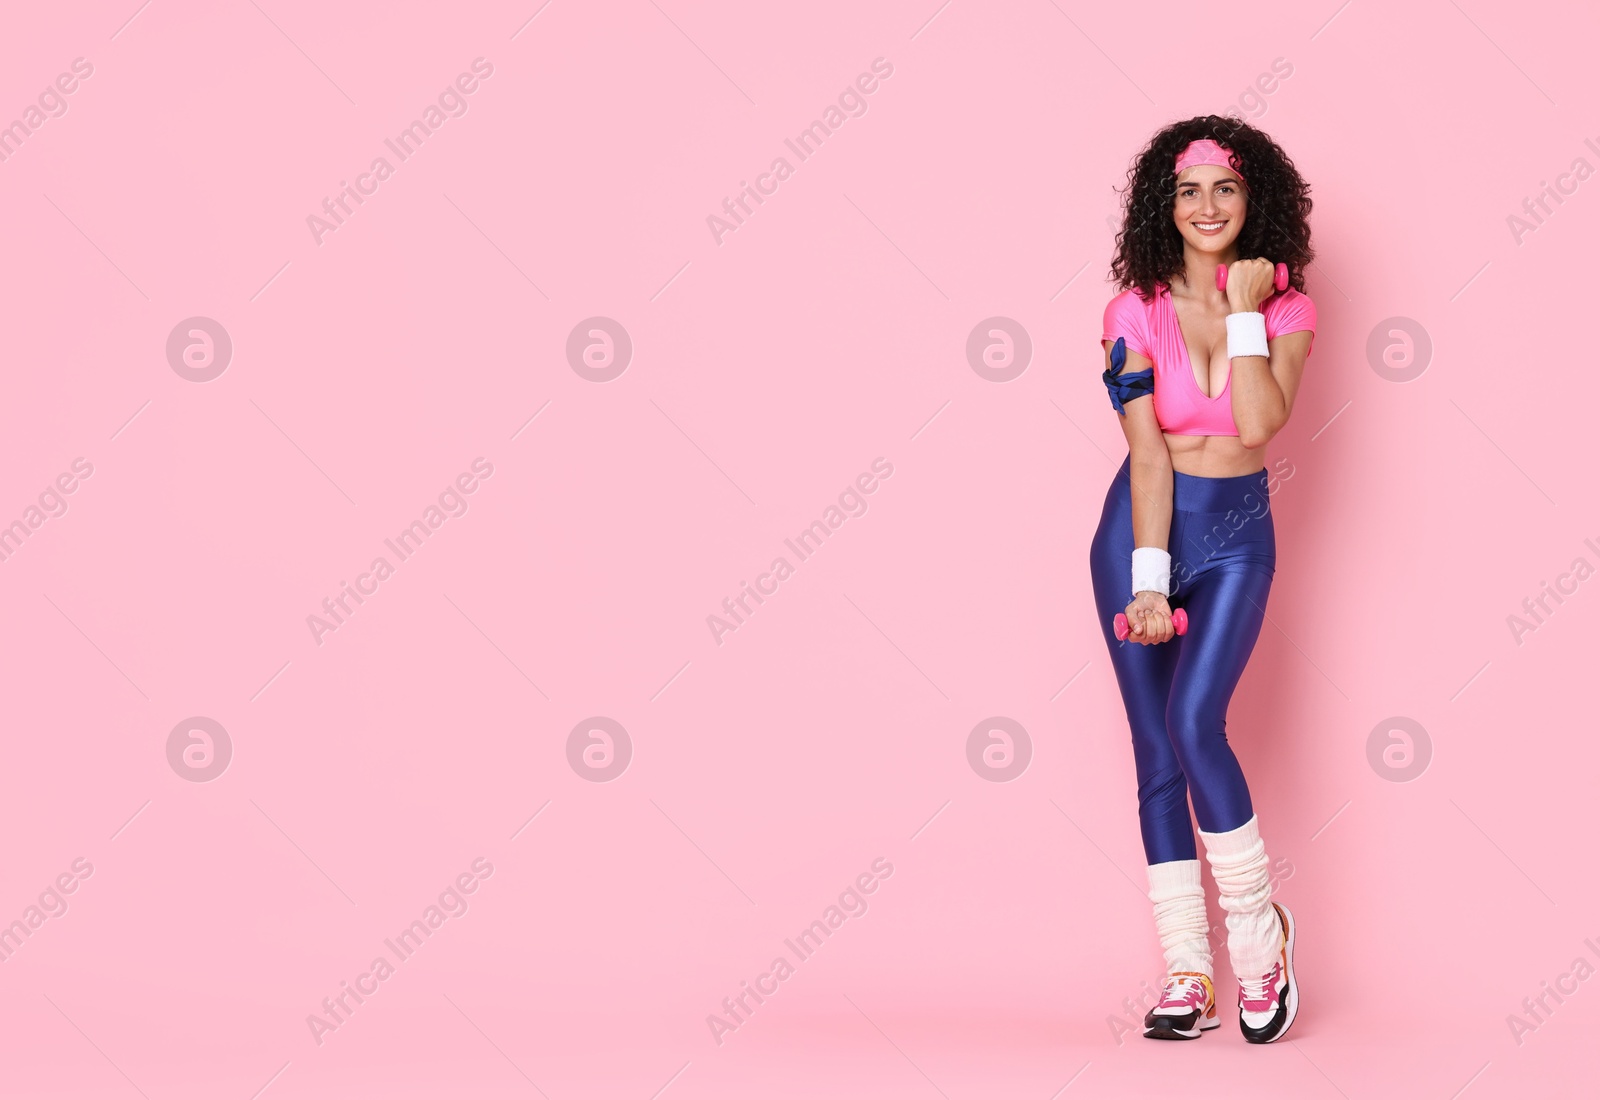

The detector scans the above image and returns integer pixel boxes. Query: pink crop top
[1100,284,1317,436]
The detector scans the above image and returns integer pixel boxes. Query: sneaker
[1238,901,1298,1043]
[1143,971,1221,1040]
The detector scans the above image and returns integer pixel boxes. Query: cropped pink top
[1101,284,1317,436]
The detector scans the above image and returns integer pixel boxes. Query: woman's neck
[1169,247,1239,299]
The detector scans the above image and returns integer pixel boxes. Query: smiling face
[1172,164,1248,254]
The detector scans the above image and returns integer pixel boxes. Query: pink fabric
[1175,138,1245,187]
[1100,285,1317,437]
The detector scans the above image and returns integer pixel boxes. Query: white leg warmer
[1198,814,1282,979]
[1146,859,1213,978]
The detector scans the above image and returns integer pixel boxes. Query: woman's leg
[1089,464,1212,982]
[1163,516,1289,1028]
[1161,558,1273,834]
[1089,466,1195,866]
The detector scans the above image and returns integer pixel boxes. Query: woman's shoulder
[1102,286,1156,355]
[1103,285,1157,323]
[1100,282,1152,338]
[1265,286,1316,334]
[1106,284,1158,308]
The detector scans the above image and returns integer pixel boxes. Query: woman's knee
[1137,763,1187,813]
[1164,695,1224,763]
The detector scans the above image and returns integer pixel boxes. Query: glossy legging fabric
[1089,455,1275,865]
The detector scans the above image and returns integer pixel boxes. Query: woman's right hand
[1124,591,1176,644]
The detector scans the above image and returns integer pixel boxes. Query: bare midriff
[1163,433,1266,478]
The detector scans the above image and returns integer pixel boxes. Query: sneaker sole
[1143,1011,1221,1040]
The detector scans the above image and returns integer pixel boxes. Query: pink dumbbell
[1216,262,1289,293]
[1114,607,1189,642]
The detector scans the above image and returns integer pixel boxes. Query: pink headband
[1174,139,1246,188]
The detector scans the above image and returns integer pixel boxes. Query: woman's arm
[1222,261,1312,448]
[1103,338,1175,589]
[1228,329,1311,448]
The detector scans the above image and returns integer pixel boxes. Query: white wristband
[1225,311,1269,359]
[1131,546,1171,597]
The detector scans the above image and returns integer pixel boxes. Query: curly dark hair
[1109,115,1313,300]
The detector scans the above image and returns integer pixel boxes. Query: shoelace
[1238,967,1277,1006]
[1159,975,1207,1008]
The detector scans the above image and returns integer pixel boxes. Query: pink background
[2,1,1597,1096]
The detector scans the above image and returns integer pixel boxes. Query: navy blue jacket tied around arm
[1101,336,1154,416]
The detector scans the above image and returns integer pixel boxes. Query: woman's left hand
[1224,257,1277,314]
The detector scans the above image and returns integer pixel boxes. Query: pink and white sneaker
[1238,901,1298,1043]
[1142,971,1221,1040]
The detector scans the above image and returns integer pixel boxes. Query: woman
[1088,116,1316,1043]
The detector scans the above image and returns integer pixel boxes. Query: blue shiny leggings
[1088,455,1276,865]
